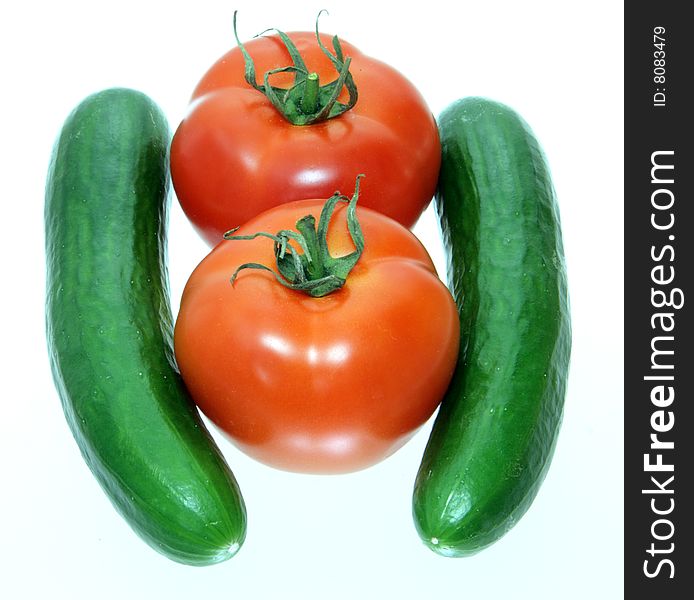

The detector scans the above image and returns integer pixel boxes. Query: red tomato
[170,26,440,246]
[173,197,459,473]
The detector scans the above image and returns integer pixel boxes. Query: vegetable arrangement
[45,13,570,565]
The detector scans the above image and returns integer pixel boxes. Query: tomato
[173,189,459,473]
[170,18,441,246]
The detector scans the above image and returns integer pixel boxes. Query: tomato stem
[223,175,366,297]
[301,73,320,115]
[232,11,358,126]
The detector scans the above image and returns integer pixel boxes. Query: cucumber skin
[413,97,571,556]
[45,88,246,565]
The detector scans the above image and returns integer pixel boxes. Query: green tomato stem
[232,11,358,126]
[223,175,366,298]
[301,73,320,115]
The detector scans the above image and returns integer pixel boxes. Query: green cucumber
[413,97,571,556]
[45,88,246,565]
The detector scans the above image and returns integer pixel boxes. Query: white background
[1,1,623,598]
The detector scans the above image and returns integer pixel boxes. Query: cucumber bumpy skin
[45,88,246,566]
[413,97,571,556]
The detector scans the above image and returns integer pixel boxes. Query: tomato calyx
[232,11,358,125]
[223,175,366,297]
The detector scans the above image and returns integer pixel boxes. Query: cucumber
[45,88,246,565]
[413,97,571,556]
